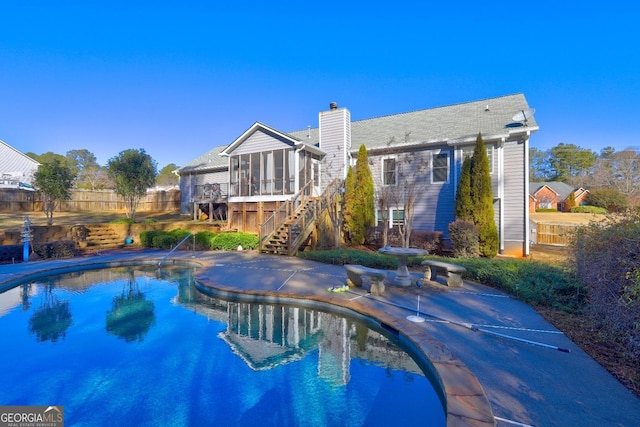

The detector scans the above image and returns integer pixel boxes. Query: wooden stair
[84,224,124,250]
[261,200,313,255]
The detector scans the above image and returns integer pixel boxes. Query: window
[432,152,449,183]
[391,209,404,227]
[377,208,404,227]
[462,146,493,174]
[229,148,297,196]
[382,157,397,186]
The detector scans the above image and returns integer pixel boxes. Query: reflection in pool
[0,265,445,426]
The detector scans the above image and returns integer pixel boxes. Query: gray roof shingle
[179,93,536,173]
[289,93,536,151]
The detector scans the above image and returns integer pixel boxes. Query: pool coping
[0,252,496,426]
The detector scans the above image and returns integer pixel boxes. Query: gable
[227,128,296,156]
[0,140,40,184]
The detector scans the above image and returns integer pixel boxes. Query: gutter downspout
[498,138,505,254]
[524,131,531,257]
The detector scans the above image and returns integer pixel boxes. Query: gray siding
[179,169,227,214]
[502,139,526,243]
[319,108,350,187]
[370,147,456,234]
[231,129,294,155]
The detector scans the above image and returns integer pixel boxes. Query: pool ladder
[158,233,194,267]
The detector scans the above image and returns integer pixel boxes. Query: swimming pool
[0,264,445,426]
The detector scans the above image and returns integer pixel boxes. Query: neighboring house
[178,93,538,257]
[529,182,589,212]
[0,139,39,189]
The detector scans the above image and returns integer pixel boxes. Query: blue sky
[1,2,637,168]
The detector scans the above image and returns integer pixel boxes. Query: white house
[0,139,39,189]
[178,94,538,257]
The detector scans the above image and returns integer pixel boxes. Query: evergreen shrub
[448,220,479,257]
[570,206,607,214]
[33,241,78,259]
[210,232,258,250]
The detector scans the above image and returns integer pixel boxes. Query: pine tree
[343,165,356,242]
[344,145,375,245]
[455,155,473,221]
[470,134,498,257]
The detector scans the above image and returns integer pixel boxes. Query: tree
[343,145,375,245]
[586,188,628,212]
[27,151,72,168]
[375,184,394,247]
[607,149,640,198]
[156,163,180,187]
[548,143,597,182]
[107,149,157,221]
[33,159,76,225]
[343,166,356,244]
[66,149,104,190]
[455,155,473,220]
[565,191,578,211]
[529,147,550,182]
[470,134,498,257]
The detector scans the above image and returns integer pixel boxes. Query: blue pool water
[0,265,445,426]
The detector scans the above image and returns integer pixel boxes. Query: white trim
[498,139,505,253]
[381,155,398,186]
[430,150,450,184]
[524,132,531,256]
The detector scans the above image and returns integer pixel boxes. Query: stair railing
[285,178,342,255]
[259,180,314,252]
[158,232,194,266]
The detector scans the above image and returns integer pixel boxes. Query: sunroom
[220,122,324,232]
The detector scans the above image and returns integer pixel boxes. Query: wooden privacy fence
[0,188,181,212]
[534,223,580,246]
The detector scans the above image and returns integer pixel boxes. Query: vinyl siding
[502,139,526,243]
[319,108,350,187]
[231,129,295,155]
[179,170,228,214]
[370,147,455,234]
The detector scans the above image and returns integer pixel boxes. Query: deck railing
[259,178,343,254]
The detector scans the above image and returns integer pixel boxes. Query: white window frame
[462,146,494,174]
[377,208,404,228]
[382,156,397,186]
[431,151,449,184]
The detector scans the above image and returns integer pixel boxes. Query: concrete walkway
[1,249,639,426]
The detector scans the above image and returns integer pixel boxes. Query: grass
[299,248,585,313]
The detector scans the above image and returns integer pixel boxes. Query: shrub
[409,230,443,254]
[299,248,425,269]
[449,256,585,312]
[570,205,607,214]
[586,188,628,212]
[0,245,22,262]
[169,229,191,245]
[448,220,479,258]
[536,208,558,213]
[194,231,217,249]
[152,234,178,249]
[299,248,584,312]
[139,230,164,247]
[210,232,258,250]
[572,210,640,360]
[33,241,78,259]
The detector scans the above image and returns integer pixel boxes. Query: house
[529,182,589,212]
[177,93,538,257]
[0,139,39,189]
